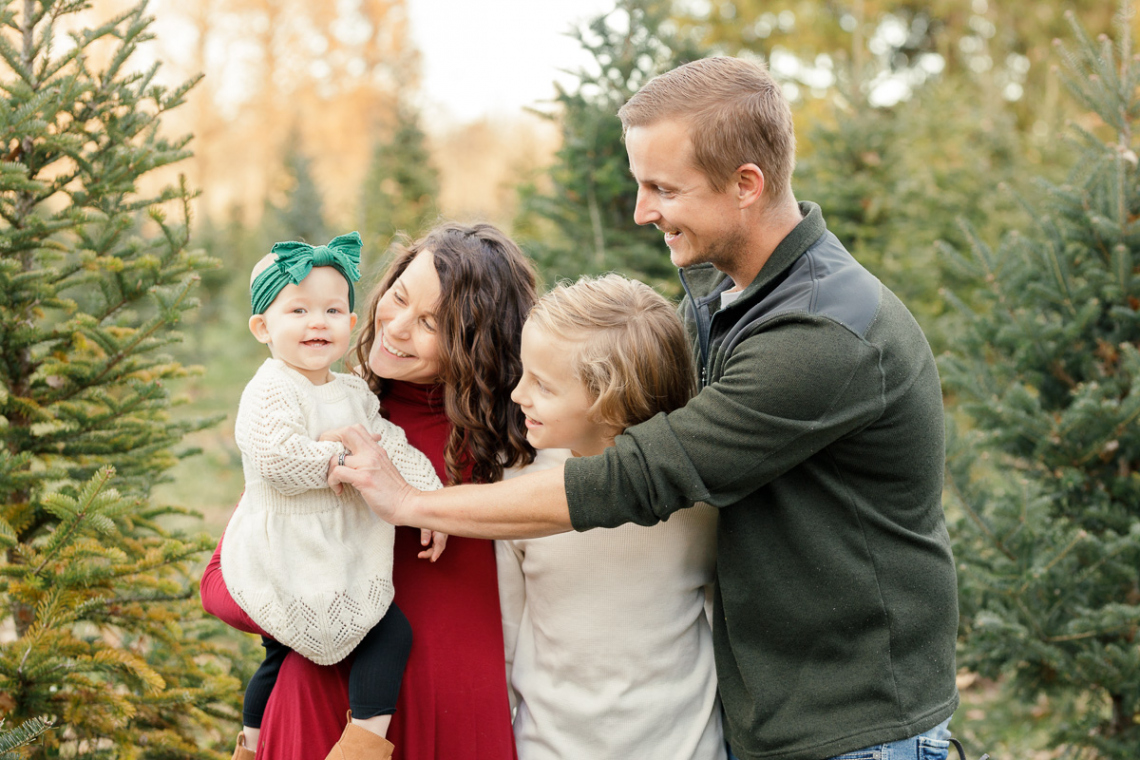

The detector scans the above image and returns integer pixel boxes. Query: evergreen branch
[0,515,17,549]
[82,589,194,610]
[99,6,153,93]
[1016,530,1088,596]
[1044,622,1137,643]
[945,467,1016,561]
[93,647,165,693]
[1074,402,1140,465]
[1009,593,1049,642]
[157,72,204,114]
[29,5,59,86]
[1112,242,1132,297]
[34,4,85,84]
[1061,532,1140,606]
[0,28,28,84]
[1035,224,1078,317]
[30,465,115,577]
[15,588,80,675]
[49,284,196,404]
[0,715,52,755]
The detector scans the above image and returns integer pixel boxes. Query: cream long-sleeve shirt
[221,358,441,665]
[497,450,725,760]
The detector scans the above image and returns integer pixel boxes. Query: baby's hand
[320,426,384,444]
[419,529,448,562]
[319,427,348,444]
[327,451,343,495]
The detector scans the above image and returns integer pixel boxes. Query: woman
[201,222,536,759]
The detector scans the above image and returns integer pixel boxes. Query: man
[334,56,960,760]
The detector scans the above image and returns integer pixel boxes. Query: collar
[677,201,827,304]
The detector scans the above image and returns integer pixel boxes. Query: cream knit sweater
[497,450,725,760]
[221,359,441,665]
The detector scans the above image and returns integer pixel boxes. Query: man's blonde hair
[618,56,796,200]
[528,274,696,431]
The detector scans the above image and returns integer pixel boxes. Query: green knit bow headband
[251,231,363,315]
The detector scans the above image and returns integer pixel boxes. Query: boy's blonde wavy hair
[528,274,696,431]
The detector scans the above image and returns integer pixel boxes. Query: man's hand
[330,425,573,540]
[328,424,417,526]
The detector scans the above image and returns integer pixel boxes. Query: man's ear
[735,163,765,209]
[249,314,271,344]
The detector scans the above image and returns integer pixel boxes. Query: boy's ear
[249,314,271,344]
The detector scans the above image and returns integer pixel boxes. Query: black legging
[242,602,413,727]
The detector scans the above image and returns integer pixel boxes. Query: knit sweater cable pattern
[221,359,442,665]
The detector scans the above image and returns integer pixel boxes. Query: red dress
[200,380,517,760]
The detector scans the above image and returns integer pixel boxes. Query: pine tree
[942,5,1140,757]
[268,128,327,245]
[0,1,241,755]
[794,73,1029,352]
[359,104,439,275]
[513,0,707,294]
[190,205,252,332]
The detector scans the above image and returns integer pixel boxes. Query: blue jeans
[726,718,952,760]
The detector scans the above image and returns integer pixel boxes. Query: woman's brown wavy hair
[352,223,536,485]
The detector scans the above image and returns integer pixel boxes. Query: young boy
[217,232,443,760]
[498,274,724,759]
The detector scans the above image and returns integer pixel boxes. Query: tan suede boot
[231,733,255,760]
[323,714,395,760]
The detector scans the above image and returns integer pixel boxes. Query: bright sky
[406,0,617,123]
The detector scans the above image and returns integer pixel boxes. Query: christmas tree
[794,74,1029,352]
[513,0,707,294]
[0,0,240,755]
[942,5,1140,757]
[359,103,439,274]
[267,128,328,245]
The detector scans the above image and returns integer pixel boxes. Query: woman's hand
[326,426,447,559]
[328,424,418,526]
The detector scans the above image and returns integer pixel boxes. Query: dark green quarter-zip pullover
[565,202,959,760]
